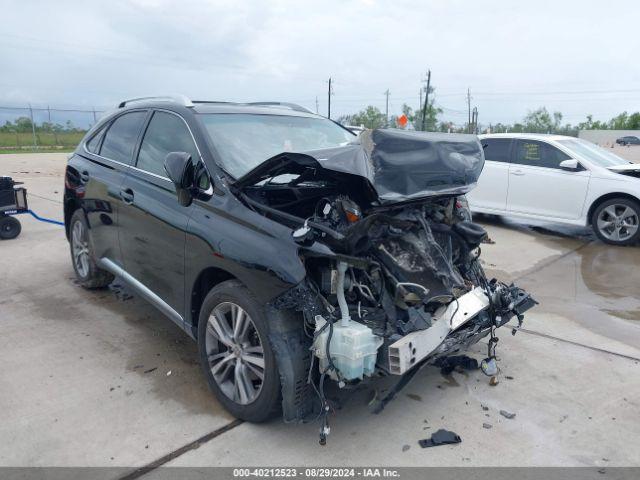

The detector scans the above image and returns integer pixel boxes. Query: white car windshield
[556,138,630,167]
[199,113,356,178]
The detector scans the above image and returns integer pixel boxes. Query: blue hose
[6,209,65,226]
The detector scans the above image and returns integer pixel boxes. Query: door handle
[510,169,525,176]
[80,171,90,183]
[120,188,134,205]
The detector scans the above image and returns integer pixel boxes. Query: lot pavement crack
[519,328,640,362]
[117,419,243,480]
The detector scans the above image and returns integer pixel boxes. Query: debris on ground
[418,429,462,448]
[560,415,568,423]
[505,375,514,380]
[482,236,496,245]
[143,367,157,374]
[500,410,516,419]
[489,376,499,386]
[481,404,489,411]
[166,370,172,376]
[406,393,422,402]
[483,423,492,429]
[480,357,498,376]
[367,389,378,406]
[402,444,410,452]
[435,355,479,375]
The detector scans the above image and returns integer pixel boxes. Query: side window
[137,111,200,178]
[100,111,147,165]
[481,138,511,163]
[514,140,571,169]
[85,125,107,153]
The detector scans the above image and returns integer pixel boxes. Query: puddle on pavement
[477,214,640,347]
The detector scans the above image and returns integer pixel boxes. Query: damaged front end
[234,129,536,442]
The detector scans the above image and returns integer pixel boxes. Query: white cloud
[1,0,639,125]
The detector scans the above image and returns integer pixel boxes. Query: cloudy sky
[2,0,639,127]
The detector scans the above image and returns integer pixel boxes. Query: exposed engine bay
[233,129,537,444]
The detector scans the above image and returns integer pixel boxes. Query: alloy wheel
[71,220,90,277]
[596,204,639,242]
[205,302,265,405]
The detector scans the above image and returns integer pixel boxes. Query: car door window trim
[131,108,212,188]
[82,108,149,167]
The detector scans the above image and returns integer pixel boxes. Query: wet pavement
[1,153,639,469]
[477,214,640,348]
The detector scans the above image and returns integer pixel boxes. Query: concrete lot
[605,144,640,163]
[1,153,639,472]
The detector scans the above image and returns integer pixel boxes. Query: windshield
[556,138,630,167]
[199,113,356,178]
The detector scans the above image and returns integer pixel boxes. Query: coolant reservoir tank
[314,316,383,381]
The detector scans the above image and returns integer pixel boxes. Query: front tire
[197,280,281,422]
[69,209,114,288]
[592,198,640,246]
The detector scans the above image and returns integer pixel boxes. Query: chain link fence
[0,104,107,152]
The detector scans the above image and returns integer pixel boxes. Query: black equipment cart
[0,176,28,239]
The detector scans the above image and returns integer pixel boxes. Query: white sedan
[467,133,640,246]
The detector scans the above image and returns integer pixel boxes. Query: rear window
[481,138,511,163]
[100,111,147,165]
[85,125,107,153]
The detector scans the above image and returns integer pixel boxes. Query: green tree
[14,116,34,133]
[522,107,563,133]
[343,106,387,129]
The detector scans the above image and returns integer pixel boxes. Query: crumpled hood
[233,129,485,204]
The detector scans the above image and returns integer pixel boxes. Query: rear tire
[69,209,114,288]
[591,198,640,246]
[197,280,281,422]
[0,216,21,240]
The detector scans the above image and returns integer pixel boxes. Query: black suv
[65,96,533,437]
[616,135,640,146]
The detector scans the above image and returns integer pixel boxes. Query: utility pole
[28,103,37,148]
[472,107,478,134]
[315,96,319,114]
[327,77,332,119]
[384,89,390,127]
[466,88,472,133]
[419,89,423,112]
[421,69,431,131]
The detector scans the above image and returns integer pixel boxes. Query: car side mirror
[559,159,580,171]
[164,152,194,207]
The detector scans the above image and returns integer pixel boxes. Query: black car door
[78,110,148,267]
[118,110,201,328]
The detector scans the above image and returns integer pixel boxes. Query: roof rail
[118,95,194,108]
[247,102,314,114]
[190,100,235,105]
